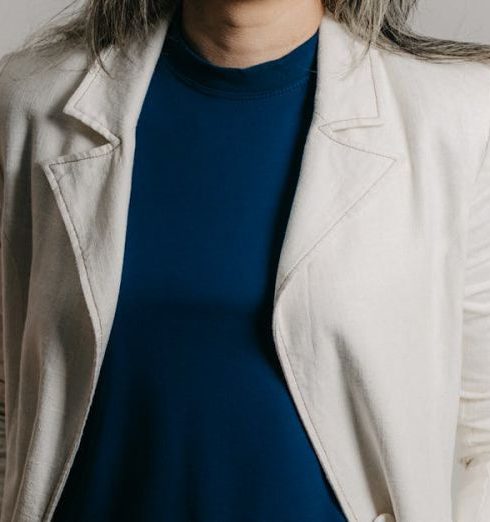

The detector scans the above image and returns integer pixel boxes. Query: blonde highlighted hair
[16,0,490,74]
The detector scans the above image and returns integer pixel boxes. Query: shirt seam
[159,58,315,101]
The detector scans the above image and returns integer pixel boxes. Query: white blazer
[1,7,490,522]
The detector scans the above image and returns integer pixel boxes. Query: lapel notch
[273,10,402,299]
[38,13,173,365]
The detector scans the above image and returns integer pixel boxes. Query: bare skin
[180,0,325,68]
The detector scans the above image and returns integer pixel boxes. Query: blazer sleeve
[455,121,490,522]
[0,177,7,509]
[0,166,5,515]
[0,51,11,514]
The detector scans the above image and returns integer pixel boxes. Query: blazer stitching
[47,167,103,344]
[323,124,397,159]
[49,143,121,185]
[276,313,358,521]
[73,64,101,110]
[315,111,399,161]
[38,165,104,520]
[313,47,382,128]
[72,46,115,126]
[61,45,121,148]
[275,137,396,297]
[51,143,119,166]
[368,48,382,122]
[274,116,398,297]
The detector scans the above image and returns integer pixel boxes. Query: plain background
[0,0,489,57]
[0,0,487,511]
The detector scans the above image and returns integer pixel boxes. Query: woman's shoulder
[376,46,490,178]
[0,42,91,128]
[378,45,490,124]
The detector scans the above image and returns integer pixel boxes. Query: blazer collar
[61,6,383,147]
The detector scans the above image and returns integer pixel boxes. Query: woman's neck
[180,0,325,68]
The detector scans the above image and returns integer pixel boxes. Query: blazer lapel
[269,15,403,520]
[34,7,403,521]
[274,11,401,298]
[39,13,174,367]
[40,7,401,364]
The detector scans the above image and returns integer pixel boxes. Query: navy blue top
[53,4,347,521]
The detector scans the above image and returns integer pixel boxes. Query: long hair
[14,0,490,75]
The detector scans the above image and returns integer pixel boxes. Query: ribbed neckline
[158,1,319,99]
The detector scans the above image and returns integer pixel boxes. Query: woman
[0,0,489,520]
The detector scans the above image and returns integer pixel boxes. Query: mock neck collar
[159,1,319,98]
